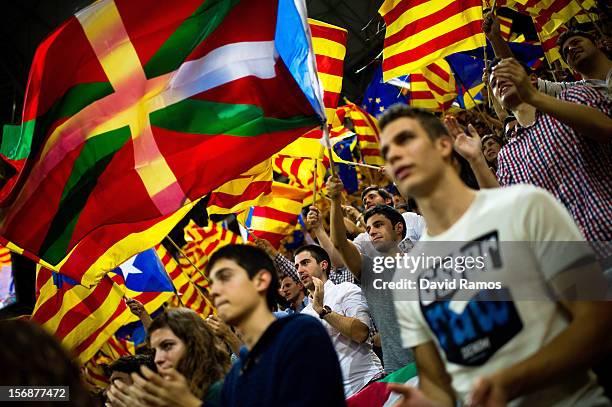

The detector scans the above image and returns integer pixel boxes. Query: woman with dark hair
[108,308,230,407]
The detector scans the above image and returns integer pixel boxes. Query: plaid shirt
[497,86,612,258]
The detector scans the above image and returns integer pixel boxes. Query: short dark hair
[481,134,503,147]
[207,244,280,310]
[361,185,392,203]
[378,105,449,141]
[558,30,597,61]
[107,354,157,377]
[363,204,407,239]
[294,244,332,276]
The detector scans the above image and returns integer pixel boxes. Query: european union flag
[362,65,408,118]
[111,249,173,293]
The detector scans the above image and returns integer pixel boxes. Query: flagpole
[449,64,497,135]
[312,157,318,206]
[483,0,497,110]
[165,236,209,286]
[337,160,382,171]
[324,124,337,177]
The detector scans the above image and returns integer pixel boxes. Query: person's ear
[436,135,454,160]
[319,260,329,275]
[253,269,272,295]
[394,222,404,239]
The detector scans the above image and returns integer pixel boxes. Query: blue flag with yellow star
[362,65,408,118]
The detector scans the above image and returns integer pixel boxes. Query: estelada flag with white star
[32,252,172,363]
[0,0,325,287]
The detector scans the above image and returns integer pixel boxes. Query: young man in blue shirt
[208,244,346,407]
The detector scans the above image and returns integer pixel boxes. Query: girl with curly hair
[108,308,230,407]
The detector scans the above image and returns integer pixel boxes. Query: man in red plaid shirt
[451,58,612,266]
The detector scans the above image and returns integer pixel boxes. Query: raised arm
[482,12,513,59]
[493,58,612,142]
[311,277,369,343]
[327,175,363,279]
[444,116,500,189]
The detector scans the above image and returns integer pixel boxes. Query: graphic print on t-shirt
[418,231,523,366]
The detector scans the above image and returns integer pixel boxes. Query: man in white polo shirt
[295,244,383,397]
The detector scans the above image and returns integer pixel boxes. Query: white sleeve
[516,186,594,281]
[394,300,432,348]
[338,284,372,328]
[537,78,583,98]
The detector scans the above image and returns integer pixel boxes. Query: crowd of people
[2,9,612,407]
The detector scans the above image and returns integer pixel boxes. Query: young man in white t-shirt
[377,105,612,406]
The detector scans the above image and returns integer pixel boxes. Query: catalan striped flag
[240,183,307,249]
[533,0,595,34]
[207,159,273,217]
[410,60,457,112]
[498,15,513,41]
[0,0,324,288]
[534,20,567,65]
[336,103,385,166]
[379,0,486,82]
[273,155,328,204]
[83,359,110,389]
[309,19,348,122]
[155,244,213,317]
[277,128,325,159]
[31,264,171,363]
[181,220,242,287]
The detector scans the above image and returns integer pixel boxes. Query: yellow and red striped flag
[155,244,214,318]
[410,60,457,112]
[309,19,348,123]
[534,20,567,65]
[532,0,595,34]
[498,15,513,41]
[273,154,328,204]
[31,266,171,363]
[239,182,307,249]
[379,0,485,82]
[207,159,273,217]
[180,220,243,287]
[335,103,385,166]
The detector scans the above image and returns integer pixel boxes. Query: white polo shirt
[301,280,383,397]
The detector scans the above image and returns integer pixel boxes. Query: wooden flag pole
[312,158,318,206]
[483,0,497,109]
[339,160,381,170]
[165,236,209,285]
[324,124,337,177]
[449,64,497,135]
